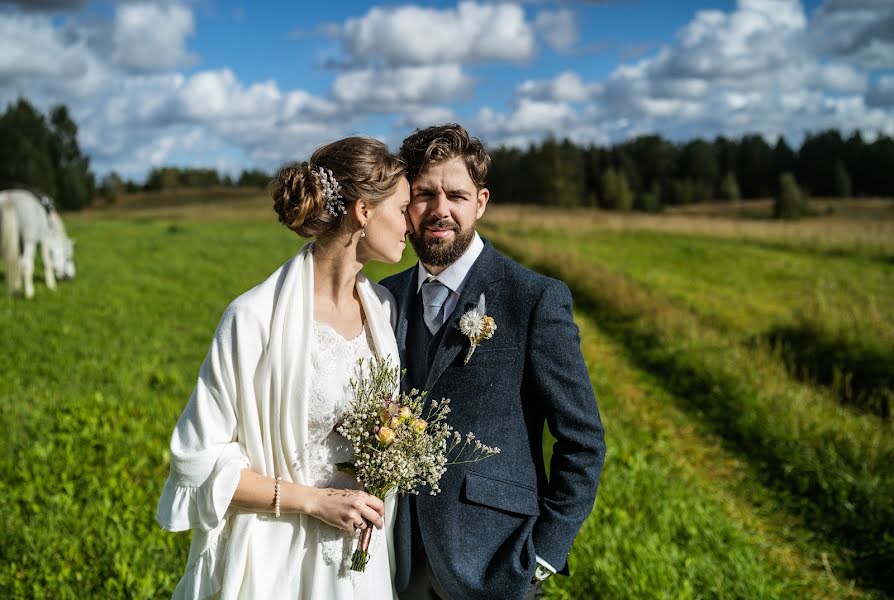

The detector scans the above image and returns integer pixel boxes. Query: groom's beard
[409,216,475,268]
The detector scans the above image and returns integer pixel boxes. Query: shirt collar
[416,232,484,294]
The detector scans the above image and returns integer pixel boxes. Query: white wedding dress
[300,322,395,596]
[156,246,398,600]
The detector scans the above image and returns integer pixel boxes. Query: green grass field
[1,197,892,598]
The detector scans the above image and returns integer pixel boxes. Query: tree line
[3,97,893,212]
[140,167,271,191]
[487,132,894,211]
[98,166,271,197]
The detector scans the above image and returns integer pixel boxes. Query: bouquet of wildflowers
[336,355,499,571]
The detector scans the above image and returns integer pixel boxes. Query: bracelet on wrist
[274,476,282,518]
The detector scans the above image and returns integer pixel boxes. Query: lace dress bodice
[301,321,382,575]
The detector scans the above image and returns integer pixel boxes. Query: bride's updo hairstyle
[272,137,406,238]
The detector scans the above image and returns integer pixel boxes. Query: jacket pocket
[472,344,519,354]
[463,471,540,516]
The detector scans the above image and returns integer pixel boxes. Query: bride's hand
[307,488,385,532]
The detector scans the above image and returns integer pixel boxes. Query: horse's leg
[41,240,57,291]
[21,241,36,299]
[1,201,21,296]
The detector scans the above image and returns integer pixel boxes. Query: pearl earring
[360,223,366,238]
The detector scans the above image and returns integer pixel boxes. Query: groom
[381,124,605,600]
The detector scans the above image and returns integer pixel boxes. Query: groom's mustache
[421,217,459,232]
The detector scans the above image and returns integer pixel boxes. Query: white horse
[0,189,76,298]
[48,208,76,280]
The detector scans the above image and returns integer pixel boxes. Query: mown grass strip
[545,315,869,599]
[484,202,894,264]
[485,229,894,595]
[487,222,894,420]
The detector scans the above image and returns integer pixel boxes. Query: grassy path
[545,314,866,599]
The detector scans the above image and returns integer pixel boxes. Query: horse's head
[49,235,76,280]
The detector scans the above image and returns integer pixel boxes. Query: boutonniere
[458,293,497,364]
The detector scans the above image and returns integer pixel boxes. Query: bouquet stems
[350,521,373,572]
[350,487,389,572]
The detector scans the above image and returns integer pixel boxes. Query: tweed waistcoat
[406,286,449,394]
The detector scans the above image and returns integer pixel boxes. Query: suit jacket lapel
[425,242,504,391]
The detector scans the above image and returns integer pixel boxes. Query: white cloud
[811,63,867,93]
[867,75,894,107]
[511,99,578,132]
[0,13,88,81]
[112,2,196,73]
[583,0,892,139]
[176,70,281,121]
[76,66,345,177]
[332,64,471,112]
[650,77,710,100]
[811,0,894,69]
[395,106,457,130]
[339,2,534,66]
[0,12,110,103]
[534,9,578,53]
[517,70,599,102]
[474,99,612,151]
[664,0,806,81]
[477,0,894,150]
[474,98,578,143]
[0,0,352,175]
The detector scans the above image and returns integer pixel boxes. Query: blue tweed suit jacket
[381,238,605,600]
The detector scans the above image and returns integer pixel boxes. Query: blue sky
[1,0,891,180]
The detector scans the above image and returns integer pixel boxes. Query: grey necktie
[421,278,451,335]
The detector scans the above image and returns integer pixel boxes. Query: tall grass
[545,316,867,599]
[485,228,894,594]
[765,307,892,418]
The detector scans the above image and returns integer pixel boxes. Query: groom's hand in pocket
[307,488,385,532]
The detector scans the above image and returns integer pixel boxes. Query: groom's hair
[399,123,491,190]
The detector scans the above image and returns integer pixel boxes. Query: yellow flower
[411,418,427,433]
[376,426,395,445]
[399,406,413,421]
[389,416,400,429]
[480,316,496,340]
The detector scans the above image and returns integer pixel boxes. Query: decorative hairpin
[313,165,345,217]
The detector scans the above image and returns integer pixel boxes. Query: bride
[156,137,410,599]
